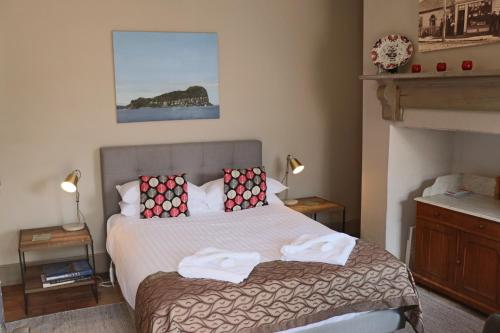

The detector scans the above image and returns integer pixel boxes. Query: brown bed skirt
[135,240,424,333]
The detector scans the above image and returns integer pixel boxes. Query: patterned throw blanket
[135,240,424,333]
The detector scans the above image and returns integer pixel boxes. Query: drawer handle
[456,259,461,265]
[478,224,485,229]
[433,212,442,218]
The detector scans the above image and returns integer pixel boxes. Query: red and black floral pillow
[223,167,268,212]
[139,174,189,219]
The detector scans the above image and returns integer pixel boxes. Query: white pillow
[201,178,225,211]
[119,201,139,217]
[187,182,211,214]
[267,193,285,205]
[116,180,210,214]
[116,180,140,204]
[201,177,287,211]
[267,177,288,194]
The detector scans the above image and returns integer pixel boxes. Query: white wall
[452,132,500,177]
[0,0,364,271]
[386,127,454,258]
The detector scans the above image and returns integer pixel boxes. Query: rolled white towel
[281,232,357,266]
[181,247,260,265]
[320,242,334,252]
[220,258,236,268]
[178,247,261,283]
[281,233,348,255]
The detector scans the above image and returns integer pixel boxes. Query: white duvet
[107,204,366,331]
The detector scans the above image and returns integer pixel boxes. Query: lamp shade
[61,170,79,193]
[289,157,304,174]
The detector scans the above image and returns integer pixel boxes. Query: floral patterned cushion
[139,174,189,218]
[223,167,268,212]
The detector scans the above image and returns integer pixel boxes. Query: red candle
[462,60,473,71]
[436,62,447,72]
[411,64,422,73]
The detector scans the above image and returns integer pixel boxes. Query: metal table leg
[18,250,28,315]
[90,241,98,303]
[342,207,346,233]
[85,244,89,263]
[90,242,96,275]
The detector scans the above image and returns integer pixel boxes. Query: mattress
[106,204,368,330]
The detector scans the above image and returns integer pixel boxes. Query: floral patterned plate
[371,34,413,72]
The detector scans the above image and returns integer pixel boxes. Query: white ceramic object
[62,222,85,232]
[422,174,496,198]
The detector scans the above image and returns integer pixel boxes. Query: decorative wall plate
[371,34,413,72]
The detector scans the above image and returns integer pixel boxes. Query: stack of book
[41,260,93,288]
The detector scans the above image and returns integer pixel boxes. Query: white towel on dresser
[281,232,356,266]
[178,247,261,283]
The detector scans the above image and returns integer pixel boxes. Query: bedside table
[18,224,98,314]
[288,196,346,232]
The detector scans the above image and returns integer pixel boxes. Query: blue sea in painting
[117,105,220,123]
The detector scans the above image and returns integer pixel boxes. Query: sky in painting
[113,31,219,106]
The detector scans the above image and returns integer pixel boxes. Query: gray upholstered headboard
[100,140,262,220]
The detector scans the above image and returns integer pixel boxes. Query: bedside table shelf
[18,224,98,314]
[19,226,92,251]
[289,196,346,232]
[23,263,96,294]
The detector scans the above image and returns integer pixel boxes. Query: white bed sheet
[106,204,366,331]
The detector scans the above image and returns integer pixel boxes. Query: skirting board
[0,252,109,286]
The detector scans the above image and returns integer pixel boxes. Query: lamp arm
[74,169,85,225]
[281,155,291,184]
[76,189,80,224]
[280,173,287,184]
[281,155,291,201]
[75,189,86,225]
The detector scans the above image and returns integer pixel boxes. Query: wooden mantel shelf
[359,70,500,121]
[360,69,500,81]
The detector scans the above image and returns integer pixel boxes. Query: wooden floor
[3,275,124,322]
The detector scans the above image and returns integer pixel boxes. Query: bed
[100,140,423,333]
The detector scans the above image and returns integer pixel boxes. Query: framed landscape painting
[112,31,219,123]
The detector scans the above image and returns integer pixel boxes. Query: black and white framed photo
[419,0,500,52]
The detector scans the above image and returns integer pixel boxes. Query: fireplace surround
[385,126,500,260]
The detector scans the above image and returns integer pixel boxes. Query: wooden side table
[18,224,98,314]
[289,196,346,232]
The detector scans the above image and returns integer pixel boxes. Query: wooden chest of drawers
[414,202,500,314]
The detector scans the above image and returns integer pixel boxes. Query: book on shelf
[31,233,51,242]
[40,274,91,288]
[42,259,93,282]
